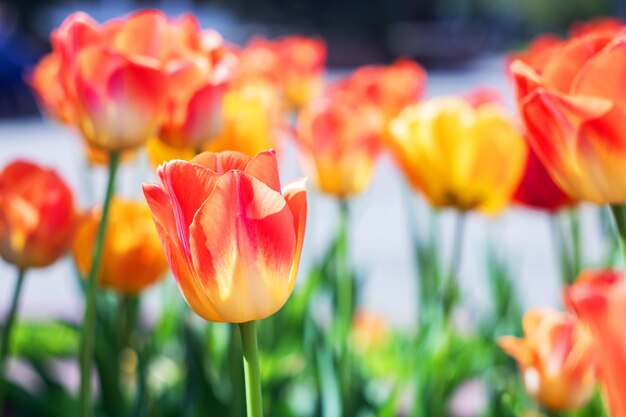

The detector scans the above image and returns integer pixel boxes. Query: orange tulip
[239,36,326,109]
[73,198,168,294]
[31,11,236,151]
[387,96,526,213]
[499,308,596,411]
[508,35,563,73]
[30,52,75,124]
[296,88,383,197]
[565,269,626,417]
[512,31,626,203]
[0,160,76,268]
[143,150,307,322]
[340,58,426,121]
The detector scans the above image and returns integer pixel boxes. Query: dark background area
[0,0,624,118]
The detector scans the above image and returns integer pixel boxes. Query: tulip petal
[542,33,613,93]
[510,60,542,102]
[189,171,296,322]
[182,82,227,147]
[572,36,626,111]
[143,182,225,321]
[520,88,618,202]
[112,10,169,59]
[282,178,307,291]
[565,270,626,417]
[191,150,251,173]
[244,149,281,192]
[157,161,219,252]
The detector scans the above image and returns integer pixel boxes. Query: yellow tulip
[388,97,527,213]
[146,138,196,168]
[205,80,284,156]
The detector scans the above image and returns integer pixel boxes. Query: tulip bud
[143,150,307,322]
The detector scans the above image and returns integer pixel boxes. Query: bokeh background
[0,0,623,328]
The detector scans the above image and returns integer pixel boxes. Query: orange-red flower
[512,31,626,203]
[143,150,307,322]
[499,308,596,411]
[73,198,168,295]
[31,10,236,151]
[0,160,76,268]
[296,88,383,197]
[565,269,626,417]
[238,36,326,109]
[339,58,426,121]
[508,35,563,73]
[569,17,626,38]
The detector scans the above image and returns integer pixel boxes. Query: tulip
[341,58,426,121]
[275,36,326,109]
[0,160,76,268]
[513,148,573,211]
[239,36,326,109]
[31,10,236,152]
[204,79,286,156]
[565,269,626,417]
[73,198,168,295]
[143,149,307,322]
[512,31,626,204]
[296,88,383,198]
[499,308,597,411]
[387,97,527,213]
[0,160,76,412]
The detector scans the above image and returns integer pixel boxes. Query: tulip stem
[0,267,26,415]
[549,214,574,285]
[79,151,121,417]
[609,203,626,263]
[336,199,353,415]
[443,212,465,317]
[239,321,263,417]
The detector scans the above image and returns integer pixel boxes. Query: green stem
[443,212,466,317]
[610,203,626,262]
[568,209,582,275]
[335,200,353,415]
[0,268,26,415]
[239,321,262,417]
[336,200,351,340]
[79,151,121,417]
[549,214,574,286]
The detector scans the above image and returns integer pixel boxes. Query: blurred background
[0,0,622,326]
[0,0,624,118]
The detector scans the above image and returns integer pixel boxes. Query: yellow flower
[146,138,196,168]
[388,97,527,213]
[73,198,169,295]
[205,80,284,156]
